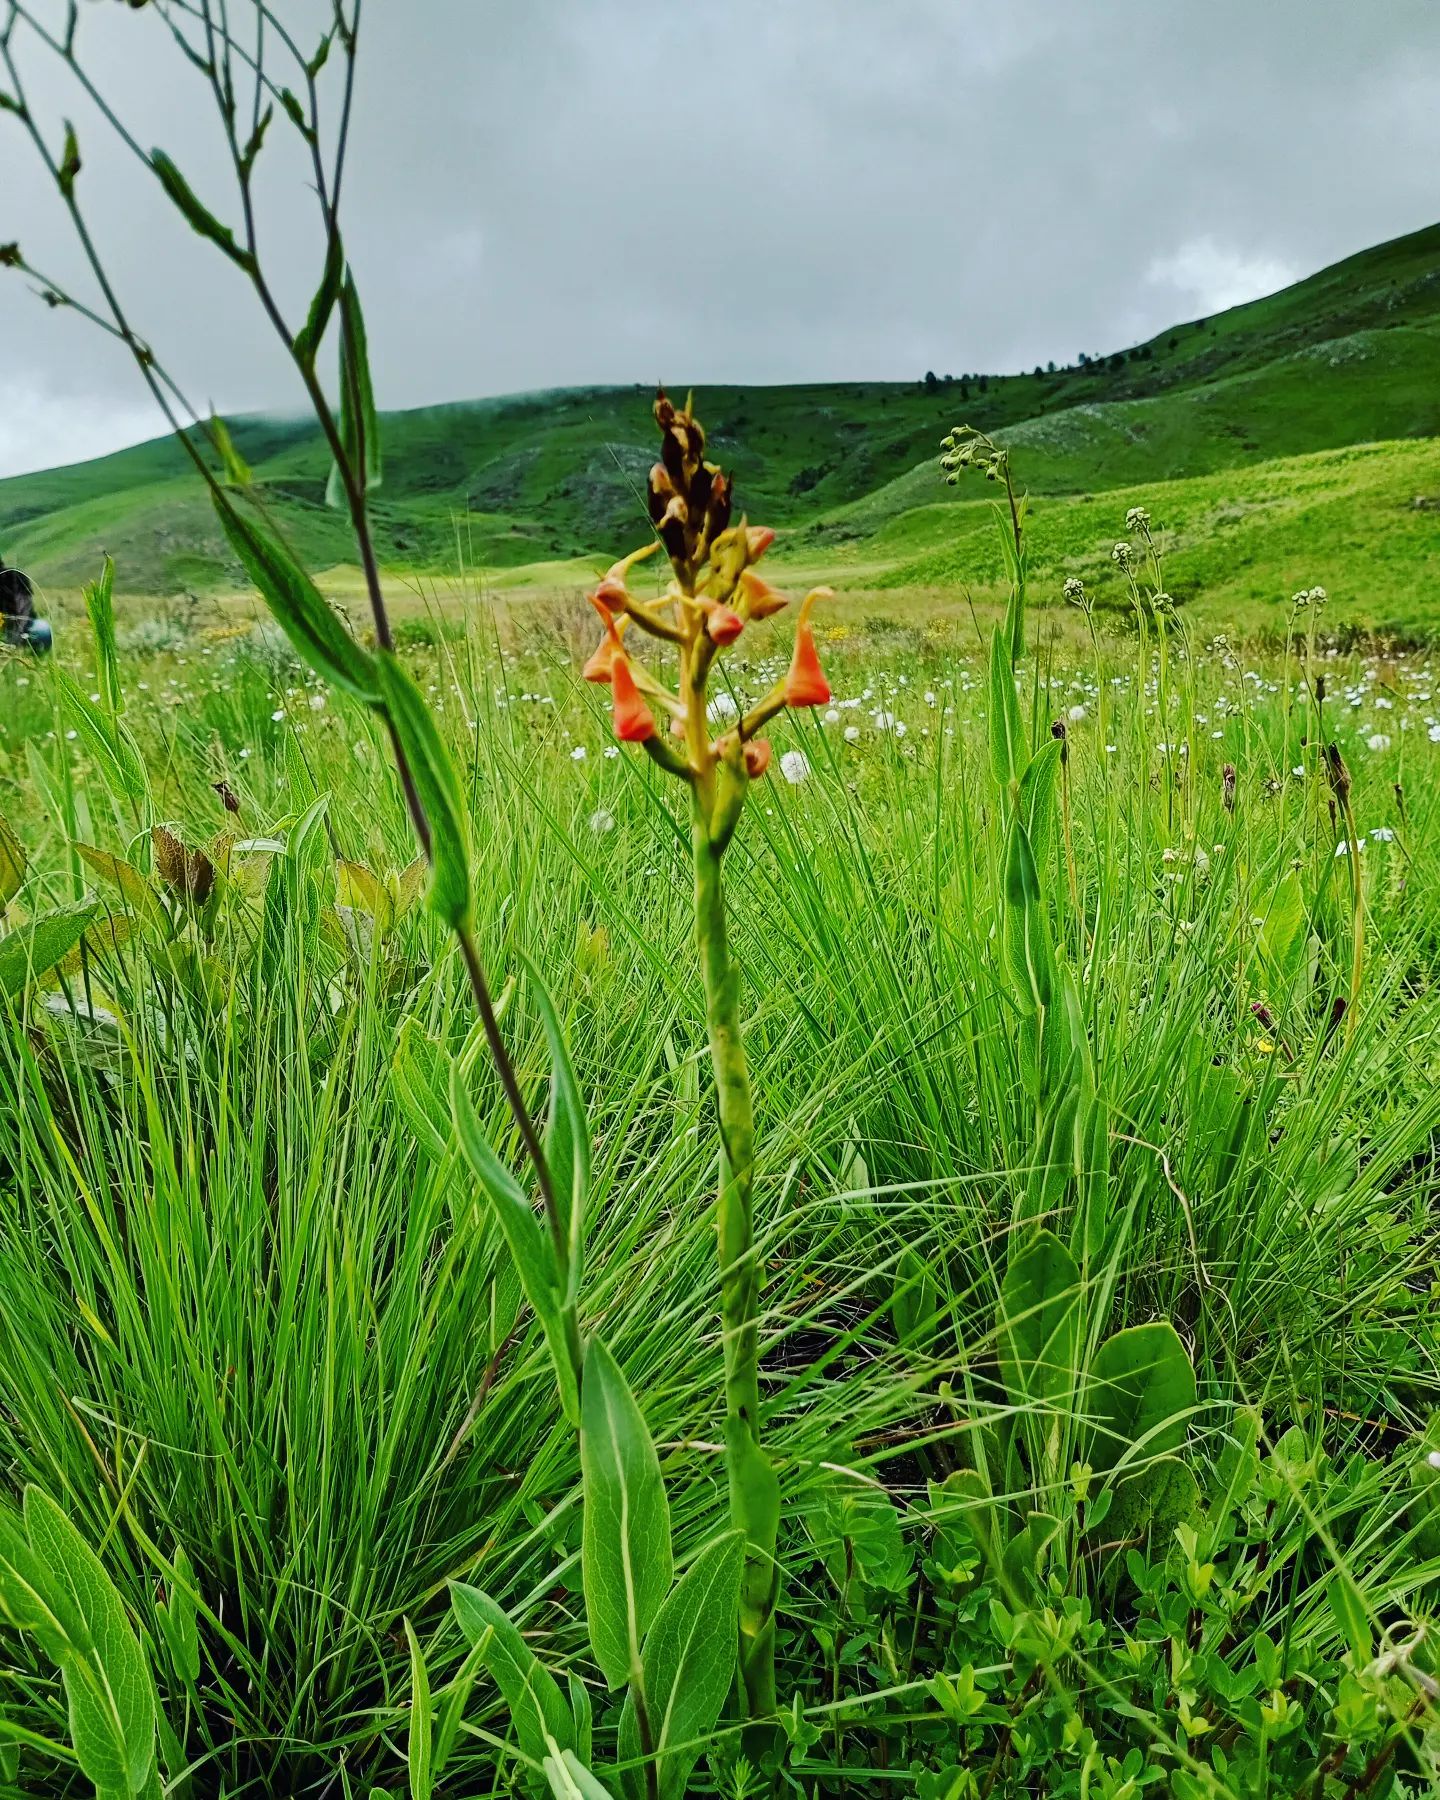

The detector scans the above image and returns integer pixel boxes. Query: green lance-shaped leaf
[544,1747,617,1800]
[524,959,592,1305]
[617,1530,744,1800]
[1002,817,1054,1016]
[404,1619,433,1800]
[0,811,26,907]
[987,625,1026,794]
[451,1059,579,1425]
[995,493,1028,663]
[0,904,99,998]
[373,650,472,929]
[0,1510,71,1662]
[56,672,149,813]
[294,230,345,366]
[327,271,382,508]
[149,150,254,271]
[449,1582,574,1770]
[580,1337,673,1692]
[208,413,253,489]
[391,1017,454,1161]
[84,557,123,716]
[213,491,378,702]
[1017,737,1062,878]
[155,1546,199,1688]
[998,1228,1081,1409]
[1084,1322,1197,1477]
[23,1489,157,1796]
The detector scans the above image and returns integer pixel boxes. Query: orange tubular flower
[743,739,773,778]
[784,619,831,707]
[739,569,789,620]
[583,605,627,683]
[746,525,776,562]
[706,603,744,646]
[611,653,657,742]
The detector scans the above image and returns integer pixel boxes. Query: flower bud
[743,739,772,778]
[746,526,776,563]
[611,654,656,742]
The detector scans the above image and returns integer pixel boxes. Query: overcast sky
[0,0,1437,480]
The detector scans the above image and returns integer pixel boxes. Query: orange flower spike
[739,569,789,620]
[783,588,835,708]
[611,653,657,743]
[743,739,773,778]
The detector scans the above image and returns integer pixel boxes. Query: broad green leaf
[987,626,1025,793]
[392,1019,453,1161]
[213,491,378,702]
[156,1547,199,1687]
[75,846,167,930]
[525,961,590,1304]
[449,1582,573,1768]
[1002,820,1054,1015]
[1085,1323,1197,1476]
[633,1531,742,1800]
[150,150,253,269]
[0,812,26,907]
[336,858,394,932]
[544,1746,616,1800]
[327,271,382,507]
[1255,871,1308,992]
[84,557,123,715]
[1017,738,1062,877]
[451,1060,579,1424]
[23,1489,156,1796]
[998,1228,1081,1408]
[0,904,99,998]
[373,650,471,928]
[0,1510,72,1661]
[580,1338,672,1691]
[404,1619,432,1800]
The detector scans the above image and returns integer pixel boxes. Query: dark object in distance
[0,557,52,653]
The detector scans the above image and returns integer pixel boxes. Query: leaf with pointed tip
[404,1619,433,1800]
[56,672,149,811]
[374,651,471,928]
[451,1061,578,1424]
[327,271,382,506]
[84,557,123,715]
[524,961,590,1305]
[449,1582,573,1769]
[580,1338,672,1691]
[544,1746,617,1800]
[987,626,1026,792]
[213,491,378,702]
[150,150,252,269]
[1085,1323,1196,1476]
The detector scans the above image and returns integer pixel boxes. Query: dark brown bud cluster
[153,824,216,907]
[1323,741,1351,806]
[648,389,733,585]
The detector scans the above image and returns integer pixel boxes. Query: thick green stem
[693,809,780,1727]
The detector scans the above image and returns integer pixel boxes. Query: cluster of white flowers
[1062,576,1087,604]
[1291,586,1329,610]
[1111,540,1131,568]
[1124,507,1151,532]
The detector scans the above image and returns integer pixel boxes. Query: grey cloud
[0,0,1436,478]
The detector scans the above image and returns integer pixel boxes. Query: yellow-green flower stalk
[583,390,834,1725]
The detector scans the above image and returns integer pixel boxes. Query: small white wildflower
[843,725,860,743]
[1370,826,1395,842]
[570,745,587,761]
[823,707,840,726]
[238,746,252,759]
[1334,839,1365,858]
[309,693,327,712]
[873,710,898,732]
[1366,733,1391,752]
[588,807,615,834]
[270,708,285,723]
[780,750,810,784]
[1429,723,1440,743]
[1067,704,1086,723]
[604,744,620,759]
[65,728,78,740]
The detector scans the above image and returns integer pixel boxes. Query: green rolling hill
[0,221,1436,630]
